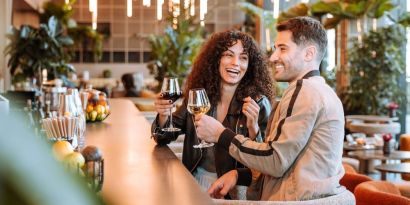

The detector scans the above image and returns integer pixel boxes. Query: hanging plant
[279,0,395,29]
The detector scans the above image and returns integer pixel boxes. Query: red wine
[161,91,182,103]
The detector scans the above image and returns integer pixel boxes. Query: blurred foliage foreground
[0,114,104,205]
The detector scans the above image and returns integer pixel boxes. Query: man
[194,16,346,201]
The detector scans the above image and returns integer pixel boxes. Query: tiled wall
[71,0,245,64]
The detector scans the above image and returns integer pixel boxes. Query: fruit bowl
[85,90,110,122]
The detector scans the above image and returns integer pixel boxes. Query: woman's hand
[154,93,175,127]
[242,97,260,139]
[207,170,238,199]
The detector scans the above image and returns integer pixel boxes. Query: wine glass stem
[169,108,173,129]
[191,115,202,145]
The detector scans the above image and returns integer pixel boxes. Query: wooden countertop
[85,99,214,205]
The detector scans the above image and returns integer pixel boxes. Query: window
[326,28,336,72]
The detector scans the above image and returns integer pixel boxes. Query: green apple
[64,152,85,170]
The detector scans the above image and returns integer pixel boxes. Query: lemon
[52,141,74,161]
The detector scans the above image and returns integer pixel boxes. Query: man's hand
[194,114,225,143]
[208,170,238,199]
[242,97,260,139]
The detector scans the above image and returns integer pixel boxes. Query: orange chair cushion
[343,163,357,174]
[400,134,410,180]
[340,172,372,193]
[354,181,410,205]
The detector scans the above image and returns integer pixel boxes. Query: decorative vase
[383,141,393,155]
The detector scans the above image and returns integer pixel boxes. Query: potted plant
[341,25,406,116]
[146,7,204,91]
[4,16,74,88]
[41,0,106,61]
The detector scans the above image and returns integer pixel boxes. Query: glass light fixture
[272,0,279,19]
[157,0,164,20]
[91,0,98,30]
[89,0,94,12]
[190,0,195,16]
[138,0,207,25]
[199,0,207,26]
[127,0,132,17]
[143,0,151,7]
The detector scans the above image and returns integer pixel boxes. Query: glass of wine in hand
[161,77,182,132]
[187,88,214,148]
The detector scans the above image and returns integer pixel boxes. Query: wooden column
[0,0,13,92]
[254,0,263,44]
[336,19,349,96]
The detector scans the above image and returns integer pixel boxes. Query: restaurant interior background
[2,0,409,129]
[1,0,410,203]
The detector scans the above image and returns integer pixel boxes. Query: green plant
[321,67,337,90]
[279,0,395,29]
[147,15,204,91]
[41,0,105,61]
[67,25,104,61]
[102,69,112,78]
[237,1,277,42]
[341,25,405,115]
[4,16,74,85]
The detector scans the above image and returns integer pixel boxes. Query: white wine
[187,105,210,115]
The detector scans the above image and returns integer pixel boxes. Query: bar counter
[86,99,214,205]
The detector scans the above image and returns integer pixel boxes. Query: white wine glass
[161,77,182,132]
[187,88,214,148]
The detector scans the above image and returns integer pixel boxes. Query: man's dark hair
[276,16,327,61]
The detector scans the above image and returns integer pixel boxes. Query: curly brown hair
[184,30,275,106]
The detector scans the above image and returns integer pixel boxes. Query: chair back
[342,163,357,174]
[340,172,372,193]
[354,181,410,205]
[399,134,410,180]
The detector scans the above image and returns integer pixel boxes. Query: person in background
[152,30,274,199]
[121,73,156,98]
[195,16,349,201]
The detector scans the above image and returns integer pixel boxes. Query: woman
[152,30,274,199]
